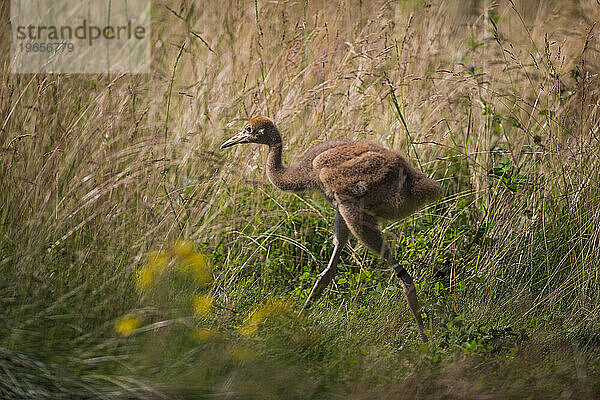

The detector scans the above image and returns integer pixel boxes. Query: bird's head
[220,116,281,149]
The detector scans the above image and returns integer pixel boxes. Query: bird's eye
[245,126,252,133]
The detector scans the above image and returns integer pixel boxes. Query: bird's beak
[220,131,250,149]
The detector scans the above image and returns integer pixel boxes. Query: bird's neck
[266,141,284,173]
[266,141,312,192]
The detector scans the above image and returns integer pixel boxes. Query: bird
[220,116,440,342]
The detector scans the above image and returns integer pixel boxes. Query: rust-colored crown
[244,116,274,131]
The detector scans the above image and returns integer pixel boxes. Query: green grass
[2,0,600,398]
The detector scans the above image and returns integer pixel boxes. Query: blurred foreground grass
[1,0,600,398]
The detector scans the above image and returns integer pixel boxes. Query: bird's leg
[300,210,349,315]
[337,202,428,343]
[394,268,428,343]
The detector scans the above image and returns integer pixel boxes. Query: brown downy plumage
[221,116,440,343]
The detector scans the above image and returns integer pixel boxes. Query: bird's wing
[313,142,403,198]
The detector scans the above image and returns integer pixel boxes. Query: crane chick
[221,116,440,342]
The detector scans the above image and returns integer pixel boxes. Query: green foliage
[488,155,526,192]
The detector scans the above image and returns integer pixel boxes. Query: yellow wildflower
[172,240,194,258]
[238,322,258,337]
[185,252,208,270]
[193,294,214,316]
[114,315,141,336]
[135,266,154,290]
[182,253,212,284]
[135,250,170,290]
[147,250,169,272]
